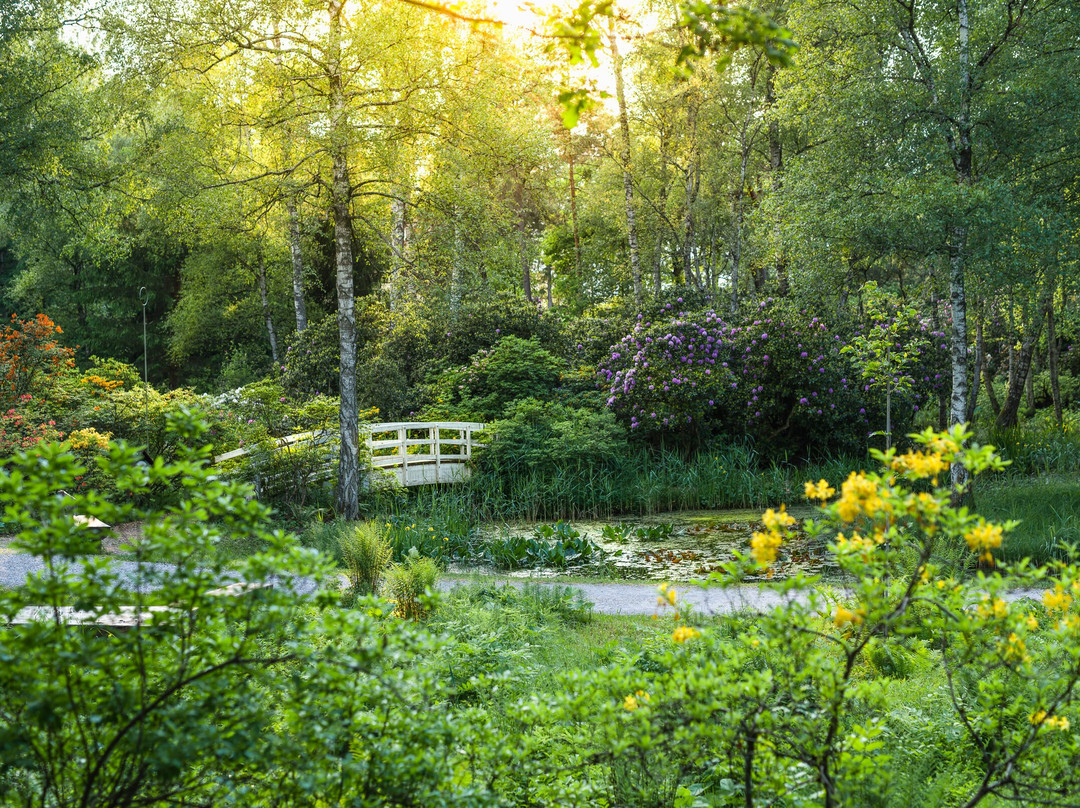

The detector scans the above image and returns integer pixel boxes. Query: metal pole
[139,287,150,450]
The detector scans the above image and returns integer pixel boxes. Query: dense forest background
[1,0,1078,484]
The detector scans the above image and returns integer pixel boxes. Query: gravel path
[436,577,806,615]
[1,553,1044,617]
[0,553,318,596]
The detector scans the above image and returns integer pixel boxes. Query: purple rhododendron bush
[599,299,947,455]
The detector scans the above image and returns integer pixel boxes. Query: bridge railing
[213,422,486,489]
[366,421,486,487]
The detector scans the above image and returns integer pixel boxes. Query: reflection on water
[447,509,829,582]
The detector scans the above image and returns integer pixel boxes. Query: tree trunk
[255,254,280,365]
[996,331,1040,428]
[765,63,788,296]
[389,193,407,309]
[948,226,970,489]
[948,0,972,491]
[983,361,1001,418]
[520,222,532,302]
[681,97,701,290]
[450,204,464,312]
[732,111,750,312]
[965,307,982,424]
[567,127,582,281]
[286,196,308,333]
[1048,295,1062,426]
[1025,357,1035,411]
[609,25,642,308]
[653,130,670,296]
[329,0,359,520]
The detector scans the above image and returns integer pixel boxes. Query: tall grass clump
[297,518,349,565]
[976,475,1080,565]
[433,442,864,522]
[384,548,440,619]
[986,412,1080,475]
[339,521,393,594]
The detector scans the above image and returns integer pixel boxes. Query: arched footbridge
[213,421,487,487]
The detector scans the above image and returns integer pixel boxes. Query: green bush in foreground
[0,412,503,807]
[516,425,1080,806]
[5,417,1080,808]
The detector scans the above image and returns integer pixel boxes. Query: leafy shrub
[78,384,207,461]
[475,398,627,474]
[433,291,564,368]
[0,313,75,411]
[214,344,264,392]
[340,521,393,594]
[217,380,371,514]
[599,300,901,455]
[0,413,504,806]
[383,548,439,619]
[280,303,388,399]
[426,335,564,421]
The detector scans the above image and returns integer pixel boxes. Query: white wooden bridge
[367,421,485,486]
[213,421,486,488]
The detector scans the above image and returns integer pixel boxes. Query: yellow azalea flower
[623,694,639,711]
[1030,710,1070,731]
[750,530,783,566]
[1026,613,1039,630]
[1002,632,1030,664]
[1044,585,1073,612]
[672,626,701,643]
[890,450,950,479]
[976,597,1009,620]
[927,434,961,456]
[964,521,1004,560]
[834,606,863,627]
[657,582,677,607]
[836,472,883,522]
[762,505,796,532]
[804,479,836,501]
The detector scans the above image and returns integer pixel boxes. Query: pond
[448,508,831,582]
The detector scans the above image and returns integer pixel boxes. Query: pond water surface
[449,508,832,582]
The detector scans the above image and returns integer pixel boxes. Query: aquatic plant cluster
[598,300,948,455]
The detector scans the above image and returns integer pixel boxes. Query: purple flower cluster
[597,301,924,455]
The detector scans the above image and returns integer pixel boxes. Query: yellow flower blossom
[1002,632,1030,664]
[762,505,796,532]
[890,450,950,480]
[976,597,1009,620]
[672,626,701,643]
[834,606,864,627]
[623,694,639,711]
[836,472,884,522]
[1044,585,1073,612]
[657,582,678,607]
[1026,613,1039,630]
[804,479,836,501]
[927,434,961,456]
[68,427,111,451]
[1031,710,1070,731]
[750,530,783,566]
[964,521,1004,562]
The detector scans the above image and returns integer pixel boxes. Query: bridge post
[398,425,407,487]
[434,425,441,484]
